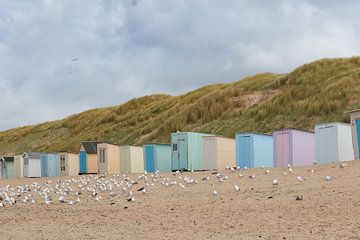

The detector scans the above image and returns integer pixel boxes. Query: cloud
[0,0,359,130]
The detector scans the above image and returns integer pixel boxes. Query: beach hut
[0,157,15,179]
[349,109,360,159]
[120,146,144,174]
[273,129,315,167]
[23,152,42,178]
[143,144,171,172]
[235,133,273,169]
[171,132,213,171]
[40,153,60,177]
[0,158,4,178]
[59,153,79,176]
[79,141,102,174]
[202,136,236,171]
[315,122,354,164]
[98,143,120,174]
[14,155,24,178]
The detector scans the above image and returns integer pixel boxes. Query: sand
[1,161,360,240]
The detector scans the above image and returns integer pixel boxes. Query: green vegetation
[1,57,360,155]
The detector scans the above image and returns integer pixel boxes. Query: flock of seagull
[0,162,348,208]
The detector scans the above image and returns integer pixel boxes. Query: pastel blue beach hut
[171,132,213,171]
[236,132,273,168]
[143,144,171,172]
[40,153,60,177]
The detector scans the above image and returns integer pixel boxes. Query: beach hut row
[3,115,360,179]
[170,122,357,171]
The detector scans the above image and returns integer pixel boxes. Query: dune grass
[1,57,360,155]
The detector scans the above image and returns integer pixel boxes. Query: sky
[0,0,359,130]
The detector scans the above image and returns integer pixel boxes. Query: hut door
[178,139,187,170]
[317,126,328,164]
[145,146,155,172]
[80,151,87,173]
[356,120,360,159]
[326,126,336,163]
[2,162,7,179]
[276,132,290,167]
[243,136,251,168]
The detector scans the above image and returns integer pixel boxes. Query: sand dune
[1,161,360,239]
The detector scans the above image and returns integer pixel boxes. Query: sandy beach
[1,161,360,240]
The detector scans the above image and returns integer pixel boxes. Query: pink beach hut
[273,129,315,167]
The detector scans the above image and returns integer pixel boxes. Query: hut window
[100,149,106,163]
[60,156,66,171]
[172,144,178,152]
[24,157,29,165]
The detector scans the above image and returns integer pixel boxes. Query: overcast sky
[0,0,359,130]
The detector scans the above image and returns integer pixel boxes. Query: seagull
[313,160,317,165]
[325,176,333,181]
[249,174,256,179]
[213,190,218,196]
[0,203,4,208]
[202,176,209,181]
[234,185,240,192]
[260,165,264,169]
[127,196,135,202]
[243,166,248,170]
[265,169,270,174]
[340,163,347,168]
[296,195,303,201]
[239,174,244,178]
[137,187,145,192]
[72,58,78,62]
[109,192,117,197]
[297,176,305,182]
[272,179,278,186]
[288,167,293,173]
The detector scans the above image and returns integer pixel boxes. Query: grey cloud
[0,0,360,130]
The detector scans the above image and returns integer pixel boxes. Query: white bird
[313,160,317,165]
[265,169,270,174]
[109,192,117,197]
[234,185,240,192]
[243,166,248,170]
[213,190,218,195]
[272,179,278,186]
[340,163,347,168]
[127,196,135,202]
[249,174,256,179]
[236,166,241,170]
[260,165,264,169]
[58,196,66,203]
[0,203,4,208]
[325,176,333,181]
[288,167,293,173]
[297,176,305,182]
[239,174,244,178]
